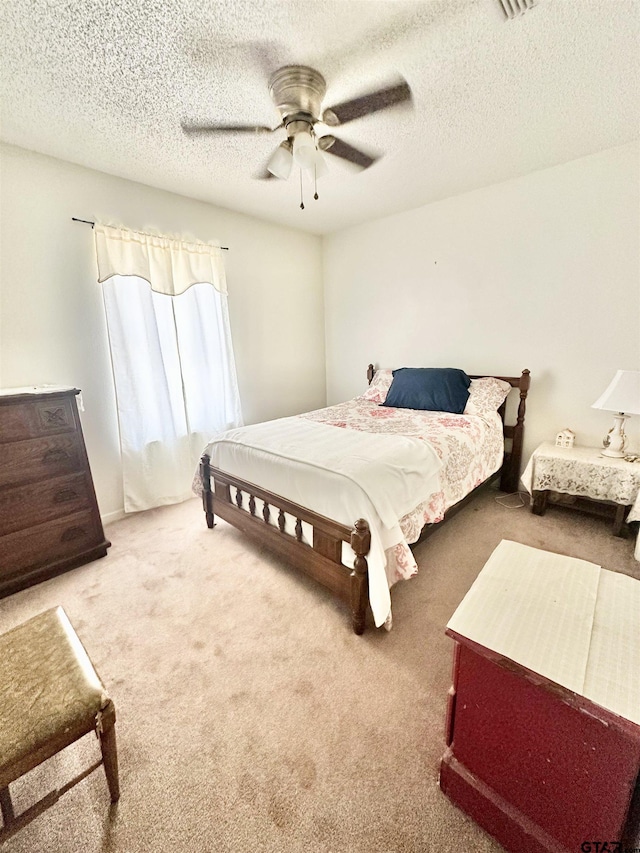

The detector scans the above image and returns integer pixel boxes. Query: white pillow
[362,369,393,404]
[464,377,512,415]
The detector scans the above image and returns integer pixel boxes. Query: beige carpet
[1,488,638,853]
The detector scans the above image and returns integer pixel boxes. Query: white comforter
[203,417,442,628]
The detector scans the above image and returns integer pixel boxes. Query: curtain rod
[71,218,229,250]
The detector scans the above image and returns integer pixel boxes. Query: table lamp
[591,370,640,457]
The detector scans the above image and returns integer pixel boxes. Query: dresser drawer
[0,472,92,536]
[0,510,104,580]
[0,396,78,442]
[0,433,85,488]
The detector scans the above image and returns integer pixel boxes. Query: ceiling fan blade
[323,80,412,126]
[324,137,378,170]
[181,122,279,135]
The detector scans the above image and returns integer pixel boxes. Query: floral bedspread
[300,396,504,585]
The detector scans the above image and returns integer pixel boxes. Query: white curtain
[95,224,243,512]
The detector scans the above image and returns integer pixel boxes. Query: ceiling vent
[498,0,537,19]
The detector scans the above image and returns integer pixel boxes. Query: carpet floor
[1,488,638,853]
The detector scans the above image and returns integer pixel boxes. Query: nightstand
[521,441,640,536]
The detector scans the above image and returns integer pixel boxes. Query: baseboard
[101,509,126,526]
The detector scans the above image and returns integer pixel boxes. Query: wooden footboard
[200,456,371,634]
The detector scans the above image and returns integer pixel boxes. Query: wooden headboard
[366,364,531,494]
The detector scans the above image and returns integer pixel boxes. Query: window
[95,225,242,512]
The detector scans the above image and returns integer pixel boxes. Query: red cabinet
[440,540,640,853]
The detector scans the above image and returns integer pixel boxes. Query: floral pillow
[362,368,394,404]
[464,377,512,416]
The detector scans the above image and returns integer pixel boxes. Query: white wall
[2,142,637,522]
[0,144,325,521]
[323,143,640,473]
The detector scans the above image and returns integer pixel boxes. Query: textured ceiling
[0,0,638,235]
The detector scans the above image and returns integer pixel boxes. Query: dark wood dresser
[0,388,110,597]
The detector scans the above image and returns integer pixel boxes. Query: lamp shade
[267,141,293,180]
[292,130,316,171]
[592,370,640,415]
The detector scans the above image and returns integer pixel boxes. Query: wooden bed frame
[200,366,531,634]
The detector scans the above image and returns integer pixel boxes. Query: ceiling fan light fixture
[181,63,413,198]
[292,129,317,171]
[266,140,293,180]
[292,130,328,177]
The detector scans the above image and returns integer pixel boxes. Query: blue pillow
[382,368,471,413]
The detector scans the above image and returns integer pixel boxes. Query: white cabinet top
[447,539,640,725]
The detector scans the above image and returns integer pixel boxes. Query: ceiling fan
[182,65,412,194]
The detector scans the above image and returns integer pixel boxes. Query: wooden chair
[0,606,119,842]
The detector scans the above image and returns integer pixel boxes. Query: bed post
[367,363,375,385]
[200,453,215,529]
[500,369,531,494]
[350,519,371,635]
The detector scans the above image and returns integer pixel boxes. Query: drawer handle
[43,448,71,463]
[54,488,79,503]
[61,526,87,542]
[41,407,68,427]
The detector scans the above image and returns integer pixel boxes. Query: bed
[197,365,531,634]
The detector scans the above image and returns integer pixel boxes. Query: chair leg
[98,702,120,803]
[0,786,15,826]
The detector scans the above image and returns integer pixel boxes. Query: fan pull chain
[299,168,304,210]
[314,165,319,201]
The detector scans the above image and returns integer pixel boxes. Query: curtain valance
[94,224,227,295]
